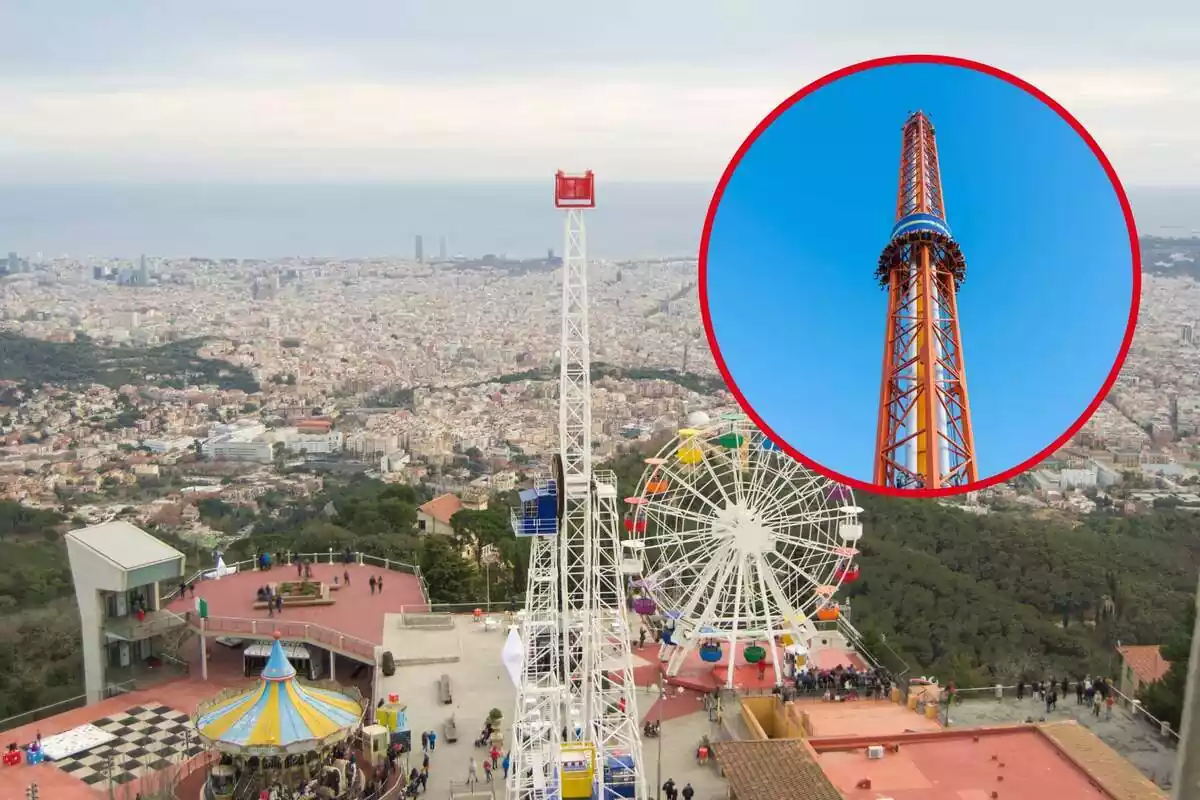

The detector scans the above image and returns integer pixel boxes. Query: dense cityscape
[3,239,1200,530]
[0,231,1196,800]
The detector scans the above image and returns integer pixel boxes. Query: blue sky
[704,62,1136,483]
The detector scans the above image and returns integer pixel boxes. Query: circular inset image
[700,54,1139,498]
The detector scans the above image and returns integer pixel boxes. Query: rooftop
[810,725,1158,800]
[419,492,463,525]
[1118,644,1173,684]
[166,560,427,650]
[65,519,184,570]
[714,740,841,800]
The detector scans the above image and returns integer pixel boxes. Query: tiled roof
[713,740,842,800]
[419,493,464,526]
[1117,644,1172,684]
[1039,721,1168,800]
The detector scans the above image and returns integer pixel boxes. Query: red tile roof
[713,740,842,800]
[1117,644,1172,684]
[419,493,463,526]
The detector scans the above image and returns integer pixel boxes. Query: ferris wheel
[622,413,864,687]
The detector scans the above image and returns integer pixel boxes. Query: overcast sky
[1,1,1197,185]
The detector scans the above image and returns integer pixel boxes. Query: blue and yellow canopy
[196,634,364,755]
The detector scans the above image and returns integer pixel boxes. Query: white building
[1060,467,1098,490]
[204,420,273,463]
[380,449,411,474]
[65,521,187,704]
[282,429,344,456]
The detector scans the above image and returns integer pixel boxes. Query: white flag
[501,627,523,688]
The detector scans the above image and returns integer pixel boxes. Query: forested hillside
[1,458,1196,726]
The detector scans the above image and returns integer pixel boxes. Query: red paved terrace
[167,560,428,652]
[811,726,1117,800]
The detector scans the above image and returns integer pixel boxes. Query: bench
[438,673,453,705]
[444,715,458,743]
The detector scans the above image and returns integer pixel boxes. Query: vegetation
[1,454,1197,729]
[491,362,725,395]
[0,332,260,392]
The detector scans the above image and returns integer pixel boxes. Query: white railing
[951,682,1180,744]
[161,550,428,605]
[186,613,379,662]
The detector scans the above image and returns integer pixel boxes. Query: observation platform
[165,559,428,662]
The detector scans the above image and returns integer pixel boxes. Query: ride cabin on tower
[509,171,648,800]
[873,111,978,491]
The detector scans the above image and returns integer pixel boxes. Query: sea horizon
[0,182,1196,261]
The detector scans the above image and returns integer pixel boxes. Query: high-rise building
[6,252,17,274]
[137,254,149,286]
[415,235,424,263]
[1182,323,1193,345]
[438,236,447,260]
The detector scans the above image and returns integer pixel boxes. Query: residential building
[417,492,463,536]
[1116,643,1171,700]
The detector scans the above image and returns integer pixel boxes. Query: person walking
[378,575,384,593]
[275,594,283,615]
[344,569,350,586]
[421,731,429,752]
[370,576,377,595]
[428,729,437,752]
[1092,691,1102,717]
[502,753,511,780]
[1076,680,1084,705]
[1105,694,1115,721]
[662,778,677,800]
[468,757,479,787]
[681,782,695,800]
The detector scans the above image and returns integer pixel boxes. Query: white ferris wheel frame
[627,415,864,688]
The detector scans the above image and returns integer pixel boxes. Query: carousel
[195,632,367,799]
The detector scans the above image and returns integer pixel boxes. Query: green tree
[419,535,478,604]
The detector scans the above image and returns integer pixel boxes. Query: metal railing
[948,682,1181,744]
[187,613,379,662]
[161,551,429,607]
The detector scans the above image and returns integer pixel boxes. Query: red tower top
[555,170,595,209]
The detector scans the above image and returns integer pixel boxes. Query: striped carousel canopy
[196,632,364,755]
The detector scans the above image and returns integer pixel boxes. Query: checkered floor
[52,705,204,787]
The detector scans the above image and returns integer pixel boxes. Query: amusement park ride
[509,172,647,800]
[508,171,868,799]
[873,110,978,491]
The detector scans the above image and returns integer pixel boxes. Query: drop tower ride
[873,111,978,490]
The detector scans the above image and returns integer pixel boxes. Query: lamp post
[482,545,500,611]
[654,674,664,800]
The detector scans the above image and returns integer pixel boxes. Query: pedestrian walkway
[948,694,1177,789]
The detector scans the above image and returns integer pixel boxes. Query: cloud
[0,1,1196,184]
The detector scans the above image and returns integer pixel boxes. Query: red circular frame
[698,53,1142,499]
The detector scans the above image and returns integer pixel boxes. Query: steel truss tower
[873,111,978,490]
[509,172,647,800]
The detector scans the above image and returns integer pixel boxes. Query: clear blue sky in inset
[704,62,1135,482]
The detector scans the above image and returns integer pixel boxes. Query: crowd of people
[778,663,897,702]
[1017,675,1118,720]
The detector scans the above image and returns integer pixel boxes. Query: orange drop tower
[873,111,977,490]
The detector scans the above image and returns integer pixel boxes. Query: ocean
[0,183,1194,260]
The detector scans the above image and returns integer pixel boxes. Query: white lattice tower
[592,470,650,800]
[509,528,564,800]
[559,204,596,738]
